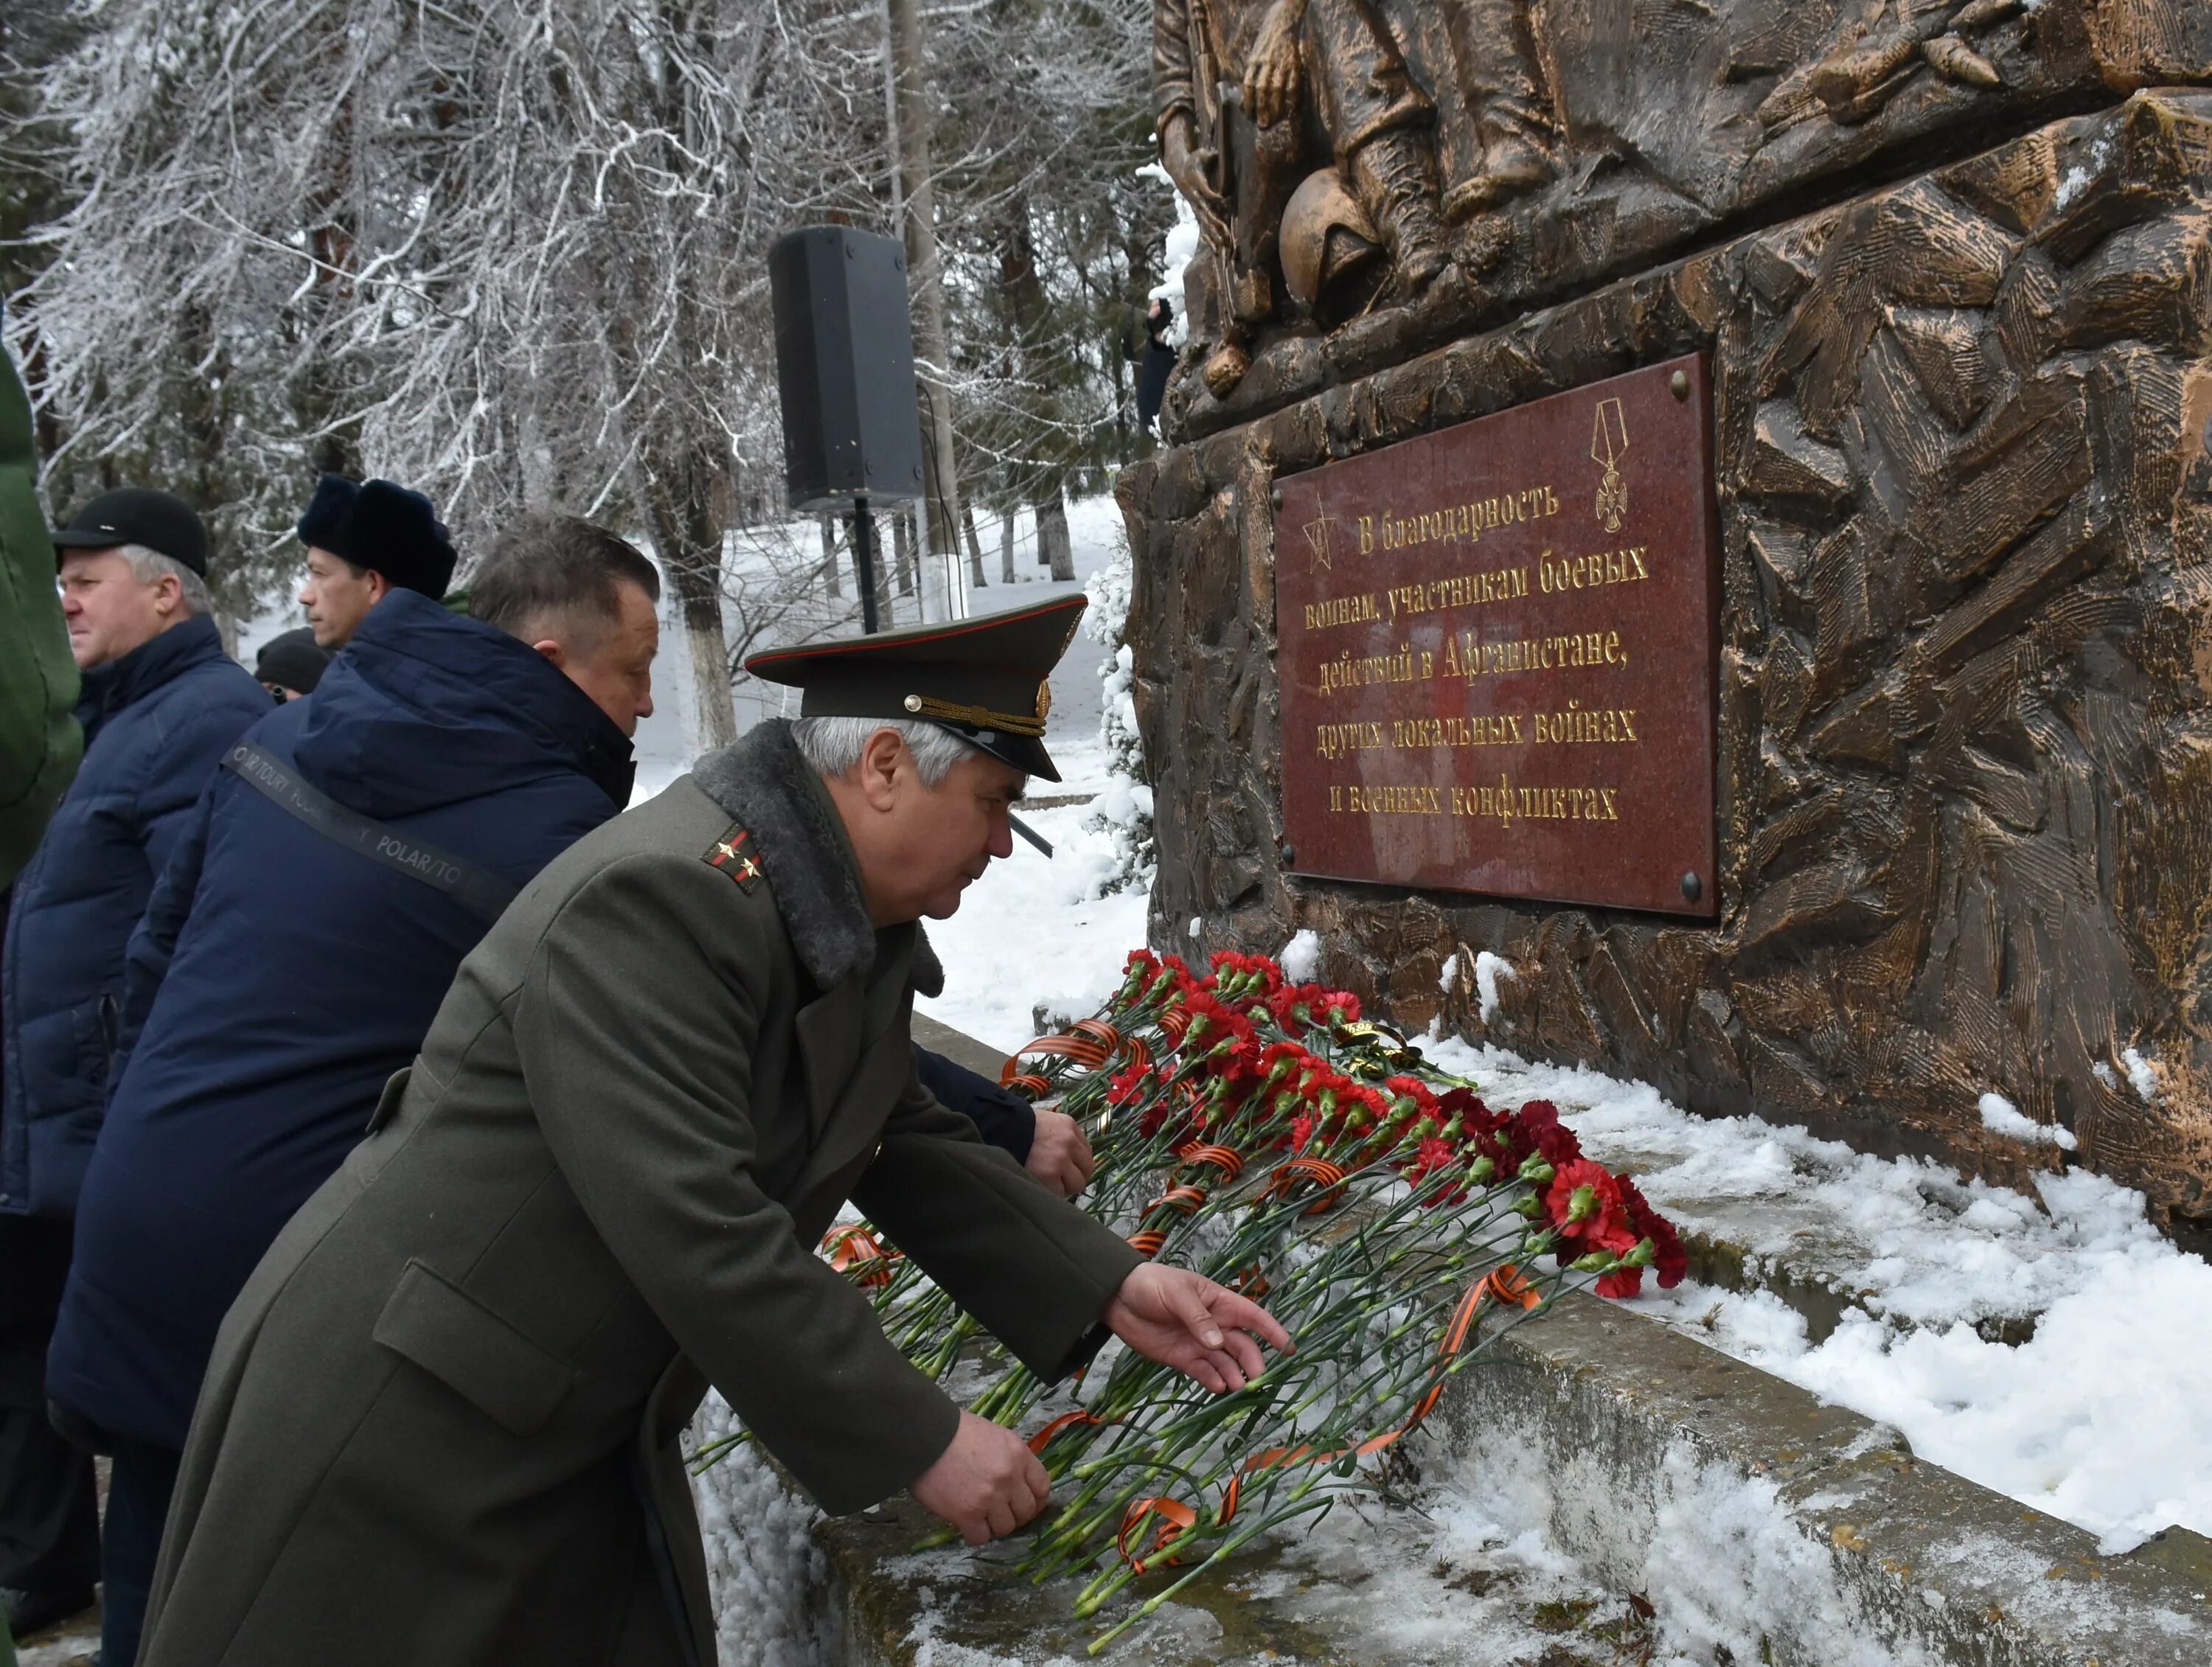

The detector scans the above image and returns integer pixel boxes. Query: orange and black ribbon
[821,1223,900,1288]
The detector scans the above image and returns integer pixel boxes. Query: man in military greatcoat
[139,594,1288,1667]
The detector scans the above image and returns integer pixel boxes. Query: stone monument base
[1122,91,2212,1231]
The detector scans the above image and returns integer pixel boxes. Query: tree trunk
[1036,487,1074,580]
[641,441,737,751]
[893,503,916,598]
[961,503,989,588]
[820,514,841,597]
[1000,513,1017,584]
[886,0,964,620]
[863,518,894,622]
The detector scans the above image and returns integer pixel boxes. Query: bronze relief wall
[1152,0,2212,445]
[1124,84,2212,1232]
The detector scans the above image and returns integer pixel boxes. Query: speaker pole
[851,501,881,636]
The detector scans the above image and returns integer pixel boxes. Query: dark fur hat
[296,475,456,599]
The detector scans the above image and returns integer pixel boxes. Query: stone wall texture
[1122,89,2212,1230]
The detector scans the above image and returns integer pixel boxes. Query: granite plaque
[1276,355,1719,916]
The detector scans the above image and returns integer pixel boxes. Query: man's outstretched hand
[910,1409,1053,1545]
[1104,1263,1293,1393]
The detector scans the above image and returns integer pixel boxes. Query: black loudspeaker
[769,227,926,512]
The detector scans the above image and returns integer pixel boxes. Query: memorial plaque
[1276,355,1719,916]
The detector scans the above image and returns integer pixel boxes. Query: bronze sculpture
[1154,0,1452,397]
[1152,0,1563,399]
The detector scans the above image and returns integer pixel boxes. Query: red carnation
[1545,1158,1640,1257]
[1412,1135,1455,1177]
[1511,1099,1583,1171]
[1106,1062,1152,1107]
[1620,1174,1687,1290]
[1267,983,1325,1031]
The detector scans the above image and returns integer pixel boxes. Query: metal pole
[851,502,880,635]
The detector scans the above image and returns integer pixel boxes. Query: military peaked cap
[745,596,1085,782]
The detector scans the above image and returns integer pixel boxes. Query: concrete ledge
[911,1011,1010,1081]
[1452,1293,2212,1666]
[810,1290,2212,1665]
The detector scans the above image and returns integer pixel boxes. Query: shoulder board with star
[702,824,763,892]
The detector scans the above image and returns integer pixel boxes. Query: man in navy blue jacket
[47,497,657,1666]
[0,490,268,1643]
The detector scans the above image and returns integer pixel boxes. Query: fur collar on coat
[692,720,944,998]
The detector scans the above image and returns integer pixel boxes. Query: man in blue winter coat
[47,493,658,1666]
[0,489,268,1644]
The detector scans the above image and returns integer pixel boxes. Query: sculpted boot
[1203,339,1253,400]
[1349,130,1449,295]
[1444,130,1554,219]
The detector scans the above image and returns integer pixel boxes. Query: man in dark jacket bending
[48,504,657,1666]
[0,490,267,1643]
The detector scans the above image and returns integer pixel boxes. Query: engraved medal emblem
[1591,397,1629,532]
[1301,512,1338,572]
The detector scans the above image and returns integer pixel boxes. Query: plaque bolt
[1279,843,1295,866]
[1669,370,1690,401]
[1680,871,1703,902]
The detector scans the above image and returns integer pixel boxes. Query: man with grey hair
[139,596,1287,1667]
[0,489,265,1644]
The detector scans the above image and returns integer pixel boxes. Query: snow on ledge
[1418,1032,2212,1556]
[1978,1090,2079,1151]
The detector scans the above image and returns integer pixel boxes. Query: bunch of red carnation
[1093,946,1684,1298]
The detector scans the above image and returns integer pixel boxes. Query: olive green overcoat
[0,341,80,884]
[139,720,1142,1667]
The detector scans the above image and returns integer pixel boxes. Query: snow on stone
[2122,1045,2158,1102]
[1416,1032,2212,1554]
[1280,927,1323,983]
[1978,1090,2078,1151]
[1472,950,1517,1024]
[689,1393,828,1667]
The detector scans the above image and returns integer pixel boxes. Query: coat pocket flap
[364,1066,412,1135]
[372,1259,577,1437]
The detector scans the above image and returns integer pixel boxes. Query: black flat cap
[296,475,456,599]
[745,596,1086,781]
[52,487,209,577]
[254,627,331,695]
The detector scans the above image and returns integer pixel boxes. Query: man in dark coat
[249,629,327,702]
[915,1047,1095,1199]
[0,321,72,1667]
[0,490,266,1642]
[139,597,1285,1667]
[0,336,77,888]
[292,473,454,648]
[49,510,655,1667]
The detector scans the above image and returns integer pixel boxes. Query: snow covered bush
[1080,531,1155,896]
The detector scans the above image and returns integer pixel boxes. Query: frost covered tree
[7,0,1175,738]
